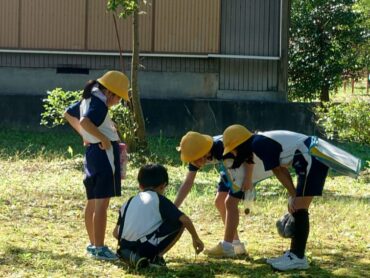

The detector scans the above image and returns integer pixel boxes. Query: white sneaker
[266,250,290,264]
[204,241,236,257]
[233,242,247,255]
[271,252,309,271]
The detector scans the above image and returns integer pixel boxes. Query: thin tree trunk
[112,13,134,112]
[343,80,347,94]
[367,69,369,94]
[320,84,330,102]
[131,4,146,146]
[351,78,355,94]
[113,13,125,74]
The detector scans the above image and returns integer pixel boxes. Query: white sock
[221,240,233,250]
[232,240,241,245]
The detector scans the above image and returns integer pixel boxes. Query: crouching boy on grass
[113,164,204,269]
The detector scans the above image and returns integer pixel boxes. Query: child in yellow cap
[64,71,129,260]
[175,131,254,257]
[222,124,361,271]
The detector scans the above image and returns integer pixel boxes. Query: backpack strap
[118,196,134,242]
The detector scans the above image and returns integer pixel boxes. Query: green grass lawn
[0,128,369,277]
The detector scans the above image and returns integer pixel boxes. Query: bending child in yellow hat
[175,131,254,257]
[222,124,361,271]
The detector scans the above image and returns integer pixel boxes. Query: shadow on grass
[1,245,368,277]
[113,255,342,278]
[309,249,370,278]
[2,245,86,270]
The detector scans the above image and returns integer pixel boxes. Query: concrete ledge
[217,90,287,101]
[142,99,318,136]
[0,95,319,137]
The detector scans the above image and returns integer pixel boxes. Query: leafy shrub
[40,88,81,127]
[109,103,138,150]
[40,88,139,150]
[314,99,370,144]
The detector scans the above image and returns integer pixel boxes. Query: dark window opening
[56,67,89,74]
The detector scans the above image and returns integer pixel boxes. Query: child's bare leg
[214,192,227,224]
[224,195,240,242]
[158,226,185,256]
[85,200,95,245]
[215,192,240,241]
[94,198,110,247]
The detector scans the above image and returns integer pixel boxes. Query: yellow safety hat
[97,71,130,101]
[222,124,252,156]
[177,132,213,162]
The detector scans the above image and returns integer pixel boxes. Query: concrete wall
[141,72,219,99]
[0,95,319,137]
[0,67,218,99]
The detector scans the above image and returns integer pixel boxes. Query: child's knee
[214,196,225,209]
[225,196,239,210]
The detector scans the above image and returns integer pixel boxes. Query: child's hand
[192,238,204,254]
[99,137,112,150]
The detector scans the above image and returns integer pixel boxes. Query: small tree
[289,0,368,102]
[107,0,147,149]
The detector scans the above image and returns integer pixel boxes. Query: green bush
[109,103,138,149]
[40,88,138,149]
[314,98,370,145]
[40,88,81,127]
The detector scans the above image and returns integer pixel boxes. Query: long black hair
[231,138,254,168]
[82,80,107,99]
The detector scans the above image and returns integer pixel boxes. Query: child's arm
[174,171,197,207]
[80,117,111,150]
[64,111,83,137]
[113,225,119,239]
[179,214,204,254]
[272,166,296,197]
[242,162,254,191]
[272,166,297,213]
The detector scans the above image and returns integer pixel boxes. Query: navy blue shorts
[217,173,244,199]
[83,141,121,199]
[121,220,182,260]
[293,149,329,197]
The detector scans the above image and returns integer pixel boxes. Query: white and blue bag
[308,137,361,179]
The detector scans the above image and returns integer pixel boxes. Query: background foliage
[40,89,81,128]
[315,98,370,145]
[288,0,368,102]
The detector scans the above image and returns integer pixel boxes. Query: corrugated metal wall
[0,0,220,53]
[155,0,220,53]
[87,0,152,51]
[220,0,280,92]
[20,0,86,50]
[0,0,286,98]
[0,53,219,73]
[0,0,19,48]
[221,0,279,56]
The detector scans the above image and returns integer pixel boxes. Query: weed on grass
[0,128,369,277]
